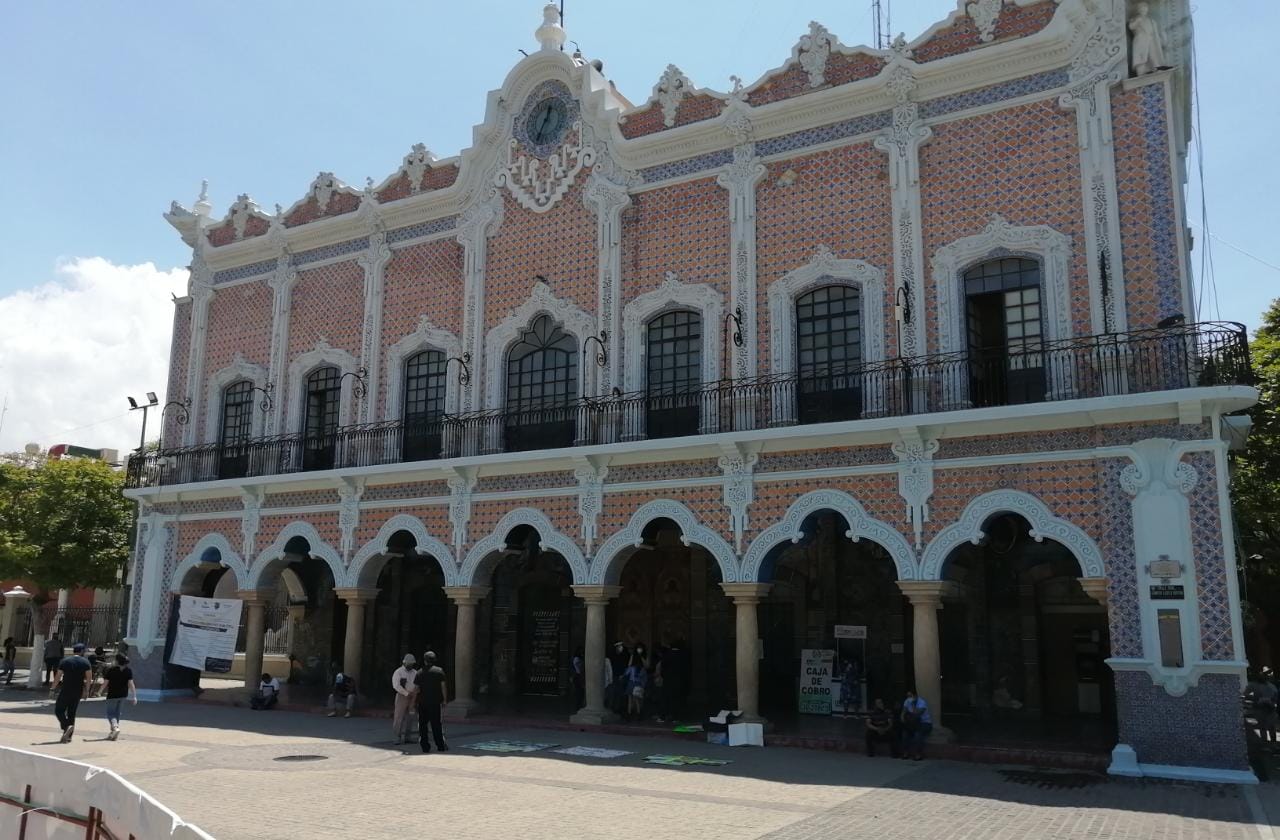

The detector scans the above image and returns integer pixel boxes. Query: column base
[446,699,481,719]
[926,724,953,743]
[570,707,619,725]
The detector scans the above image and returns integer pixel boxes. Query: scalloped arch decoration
[247,521,345,591]
[589,499,740,585]
[459,507,588,586]
[740,489,918,582]
[346,513,460,588]
[170,532,248,593]
[919,489,1105,581]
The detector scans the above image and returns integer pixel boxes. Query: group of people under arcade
[575,639,690,723]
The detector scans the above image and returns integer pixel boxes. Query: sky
[1,0,1277,456]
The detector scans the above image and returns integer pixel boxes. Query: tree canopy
[0,457,133,591]
[1233,298,1280,652]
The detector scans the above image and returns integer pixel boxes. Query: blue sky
[0,1,1276,453]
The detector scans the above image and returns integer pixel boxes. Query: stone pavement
[0,692,1276,840]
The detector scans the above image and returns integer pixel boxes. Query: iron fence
[126,320,1252,489]
[7,605,125,649]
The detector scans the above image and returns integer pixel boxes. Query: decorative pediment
[796,22,836,88]
[966,0,1005,43]
[280,172,364,227]
[649,64,692,127]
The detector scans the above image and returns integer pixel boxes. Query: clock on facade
[527,97,568,146]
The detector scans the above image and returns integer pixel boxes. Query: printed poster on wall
[169,596,243,673]
[798,648,835,715]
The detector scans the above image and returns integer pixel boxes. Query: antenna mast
[872,0,891,49]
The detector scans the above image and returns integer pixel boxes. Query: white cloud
[0,258,189,458]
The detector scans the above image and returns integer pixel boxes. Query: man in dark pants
[414,651,448,753]
[50,642,93,743]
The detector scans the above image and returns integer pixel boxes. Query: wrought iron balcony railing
[125,321,1251,489]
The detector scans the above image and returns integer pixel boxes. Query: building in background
[125,0,1255,782]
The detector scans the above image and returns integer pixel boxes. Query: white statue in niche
[1129,2,1167,76]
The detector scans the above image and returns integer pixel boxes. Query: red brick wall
[623,177,730,305]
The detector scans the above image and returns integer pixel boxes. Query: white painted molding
[459,507,589,586]
[346,512,460,587]
[283,339,361,435]
[133,520,170,657]
[622,272,725,392]
[919,488,1105,580]
[357,231,393,424]
[740,488,919,583]
[768,245,887,375]
[716,125,767,380]
[456,189,505,413]
[573,460,608,554]
[202,355,268,444]
[892,433,940,549]
[583,170,633,394]
[169,532,248,593]
[483,280,597,410]
[495,121,596,213]
[382,316,464,421]
[933,214,1073,355]
[247,520,344,591]
[590,498,740,585]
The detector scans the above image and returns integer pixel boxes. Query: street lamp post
[127,392,160,452]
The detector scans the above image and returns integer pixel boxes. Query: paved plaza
[0,690,1278,840]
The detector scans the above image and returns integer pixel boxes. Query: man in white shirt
[392,654,418,744]
[250,672,281,710]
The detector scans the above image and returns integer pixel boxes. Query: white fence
[0,746,213,839]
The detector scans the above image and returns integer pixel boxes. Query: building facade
[125,0,1256,782]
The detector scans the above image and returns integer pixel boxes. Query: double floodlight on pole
[127,392,160,453]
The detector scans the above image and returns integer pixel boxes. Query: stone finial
[193,179,212,218]
[535,3,565,52]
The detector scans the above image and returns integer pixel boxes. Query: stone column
[285,604,306,655]
[238,591,273,689]
[334,588,379,684]
[444,586,490,718]
[898,580,951,739]
[721,583,771,723]
[0,586,31,647]
[570,585,621,725]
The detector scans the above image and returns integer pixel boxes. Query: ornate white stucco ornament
[966,0,1005,43]
[652,64,691,127]
[496,122,595,213]
[310,172,339,211]
[402,143,434,192]
[797,21,835,88]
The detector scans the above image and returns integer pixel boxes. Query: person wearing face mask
[392,654,418,744]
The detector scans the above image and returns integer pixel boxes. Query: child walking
[103,653,137,740]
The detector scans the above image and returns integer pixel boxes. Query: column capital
[333,587,380,606]
[236,590,275,607]
[444,585,491,606]
[572,584,621,605]
[896,580,951,607]
[720,582,772,604]
[1078,576,1110,608]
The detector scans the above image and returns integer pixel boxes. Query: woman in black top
[102,653,136,741]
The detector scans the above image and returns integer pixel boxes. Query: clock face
[527,97,568,146]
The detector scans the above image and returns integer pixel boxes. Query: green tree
[0,458,133,591]
[1234,298,1280,659]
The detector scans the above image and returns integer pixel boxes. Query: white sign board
[798,649,835,715]
[169,596,243,673]
[834,625,867,640]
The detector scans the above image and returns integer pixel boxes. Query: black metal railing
[126,321,1251,489]
[8,605,126,649]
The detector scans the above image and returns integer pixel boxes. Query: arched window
[402,349,446,461]
[963,257,1045,406]
[218,380,254,479]
[795,285,863,423]
[645,309,702,439]
[504,315,578,451]
[303,366,341,470]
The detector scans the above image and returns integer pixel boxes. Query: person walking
[102,653,136,740]
[43,634,64,687]
[624,654,647,722]
[50,643,92,742]
[2,637,16,683]
[392,654,417,744]
[413,651,448,753]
